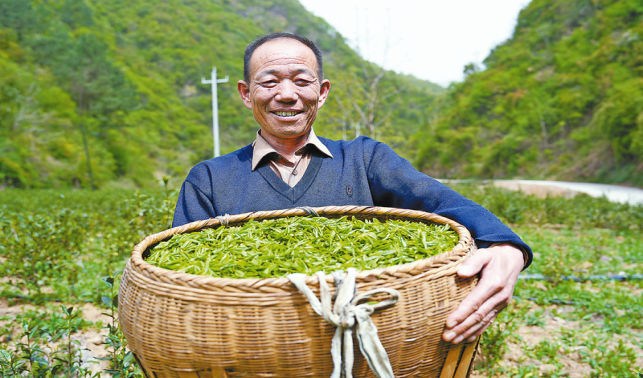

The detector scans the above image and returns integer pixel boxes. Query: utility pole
[201,67,229,158]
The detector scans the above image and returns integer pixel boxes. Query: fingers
[442,288,510,343]
[447,281,506,328]
[450,304,504,344]
[456,248,493,278]
[446,251,505,329]
[444,284,497,330]
[442,245,524,344]
[465,310,500,343]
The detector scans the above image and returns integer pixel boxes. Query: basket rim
[128,205,474,289]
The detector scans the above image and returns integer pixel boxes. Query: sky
[298,0,532,87]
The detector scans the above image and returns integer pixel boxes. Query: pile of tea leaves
[146,216,459,279]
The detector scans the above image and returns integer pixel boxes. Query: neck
[260,129,310,160]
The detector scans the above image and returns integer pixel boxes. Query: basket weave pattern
[119,206,479,378]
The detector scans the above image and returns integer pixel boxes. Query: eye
[261,80,278,88]
[295,79,312,86]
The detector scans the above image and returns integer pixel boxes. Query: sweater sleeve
[172,181,217,227]
[172,162,218,228]
[364,139,533,269]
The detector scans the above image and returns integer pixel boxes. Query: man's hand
[442,244,524,344]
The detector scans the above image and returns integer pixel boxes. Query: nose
[274,80,298,103]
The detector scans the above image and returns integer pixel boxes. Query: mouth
[271,111,302,117]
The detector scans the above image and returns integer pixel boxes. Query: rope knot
[214,213,230,227]
[288,268,399,378]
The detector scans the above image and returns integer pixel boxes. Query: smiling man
[172,32,532,345]
[237,36,332,187]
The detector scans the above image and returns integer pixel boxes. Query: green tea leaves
[146,216,459,279]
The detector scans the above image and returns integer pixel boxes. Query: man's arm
[362,138,531,344]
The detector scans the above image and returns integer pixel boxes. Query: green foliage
[2,187,642,375]
[0,0,441,188]
[477,300,530,374]
[415,0,643,186]
[0,188,177,302]
[0,306,101,378]
[476,224,643,376]
[99,276,142,377]
[0,188,171,377]
[1,306,94,343]
[448,183,643,230]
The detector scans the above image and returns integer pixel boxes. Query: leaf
[101,276,114,288]
[102,296,113,307]
[60,304,73,316]
[0,350,11,362]
[123,351,134,365]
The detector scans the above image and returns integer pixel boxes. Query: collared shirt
[251,128,333,187]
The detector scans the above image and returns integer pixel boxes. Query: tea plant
[451,183,643,231]
[99,276,142,378]
[0,306,93,343]
[1,186,642,376]
[0,306,100,377]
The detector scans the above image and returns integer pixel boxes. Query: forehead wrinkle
[254,56,314,71]
[250,41,319,79]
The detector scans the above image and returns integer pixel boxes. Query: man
[173,32,531,345]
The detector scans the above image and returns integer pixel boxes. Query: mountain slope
[415,0,643,186]
[0,0,442,188]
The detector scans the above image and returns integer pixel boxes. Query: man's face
[237,38,331,142]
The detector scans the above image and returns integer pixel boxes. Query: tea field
[0,185,642,377]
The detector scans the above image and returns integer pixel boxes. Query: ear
[317,79,331,109]
[237,80,253,110]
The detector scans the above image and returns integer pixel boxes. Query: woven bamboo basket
[119,205,480,378]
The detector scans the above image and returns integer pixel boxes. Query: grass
[0,184,642,376]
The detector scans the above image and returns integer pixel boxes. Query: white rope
[288,268,399,378]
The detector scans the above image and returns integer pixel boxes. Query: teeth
[275,111,297,116]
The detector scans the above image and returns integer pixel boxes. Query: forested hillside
[414,0,643,186]
[0,0,442,189]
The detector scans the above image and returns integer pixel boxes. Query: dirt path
[491,179,643,205]
[438,178,643,204]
